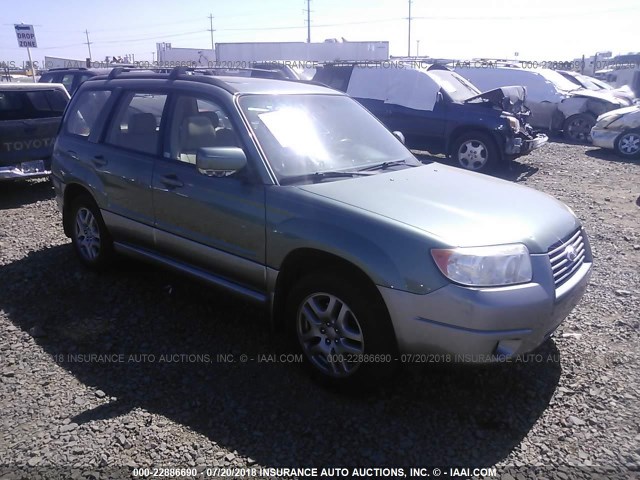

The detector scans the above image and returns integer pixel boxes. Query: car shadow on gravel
[0,179,54,210]
[585,147,640,165]
[0,245,562,468]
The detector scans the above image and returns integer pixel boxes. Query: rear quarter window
[65,90,112,137]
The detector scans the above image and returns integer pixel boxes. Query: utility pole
[416,39,420,57]
[407,0,412,57]
[208,14,215,51]
[304,0,311,43]
[84,29,92,61]
[152,51,155,63]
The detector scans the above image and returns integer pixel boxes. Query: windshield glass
[537,69,582,92]
[572,73,602,90]
[427,70,481,102]
[589,77,613,90]
[238,94,418,183]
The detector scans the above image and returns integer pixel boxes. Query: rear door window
[65,90,112,137]
[105,92,168,155]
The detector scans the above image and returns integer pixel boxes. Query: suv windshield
[238,94,418,183]
[427,70,481,102]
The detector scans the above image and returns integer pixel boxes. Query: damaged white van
[454,66,628,142]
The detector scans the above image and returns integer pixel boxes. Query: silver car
[51,68,592,387]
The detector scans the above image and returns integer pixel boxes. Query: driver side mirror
[392,131,405,144]
[196,147,247,177]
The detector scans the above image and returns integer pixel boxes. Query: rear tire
[562,113,596,143]
[451,132,498,173]
[285,271,397,389]
[69,194,114,270]
[614,130,640,159]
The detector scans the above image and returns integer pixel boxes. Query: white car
[455,66,628,142]
[591,106,640,158]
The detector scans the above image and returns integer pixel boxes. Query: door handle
[91,155,108,167]
[160,175,184,188]
[67,150,79,161]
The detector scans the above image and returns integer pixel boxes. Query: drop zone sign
[15,24,38,48]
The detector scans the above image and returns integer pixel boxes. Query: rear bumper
[0,164,51,181]
[590,127,619,149]
[380,255,592,360]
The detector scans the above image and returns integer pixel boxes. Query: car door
[88,89,169,248]
[151,93,266,293]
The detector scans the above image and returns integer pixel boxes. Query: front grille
[548,229,587,288]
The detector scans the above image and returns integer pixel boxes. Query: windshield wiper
[357,159,415,171]
[280,170,375,185]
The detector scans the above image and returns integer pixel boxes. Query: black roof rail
[169,66,191,79]
[47,67,88,71]
[108,67,124,79]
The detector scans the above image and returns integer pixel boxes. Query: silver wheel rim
[457,139,488,170]
[296,292,364,378]
[75,207,101,261]
[619,132,640,155]
[566,117,594,142]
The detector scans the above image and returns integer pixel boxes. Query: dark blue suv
[313,63,548,172]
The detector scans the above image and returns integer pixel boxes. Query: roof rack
[108,67,124,79]
[47,67,88,71]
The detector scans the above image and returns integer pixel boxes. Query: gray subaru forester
[51,68,592,387]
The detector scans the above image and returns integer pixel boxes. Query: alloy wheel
[74,207,101,261]
[296,292,364,378]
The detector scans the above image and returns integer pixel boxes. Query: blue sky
[2,0,639,65]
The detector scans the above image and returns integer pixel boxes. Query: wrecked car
[557,70,635,106]
[0,83,70,181]
[313,63,547,173]
[591,105,640,158]
[454,66,628,142]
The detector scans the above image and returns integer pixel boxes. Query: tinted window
[168,95,239,164]
[106,92,167,155]
[61,74,75,92]
[66,90,111,137]
[39,73,56,83]
[0,89,68,120]
[313,66,354,92]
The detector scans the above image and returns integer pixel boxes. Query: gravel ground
[0,142,638,480]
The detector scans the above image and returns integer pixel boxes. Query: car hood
[464,86,526,114]
[298,164,580,253]
[568,88,627,106]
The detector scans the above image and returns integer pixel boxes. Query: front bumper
[590,127,619,149]
[505,133,548,156]
[379,254,592,360]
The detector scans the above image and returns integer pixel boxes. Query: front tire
[286,271,397,388]
[451,132,498,172]
[563,113,596,143]
[69,194,113,270]
[614,130,640,159]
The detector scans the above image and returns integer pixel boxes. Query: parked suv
[0,83,70,181]
[39,68,100,95]
[312,63,548,172]
[52,68,592,386]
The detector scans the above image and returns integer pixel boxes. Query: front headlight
[597,112,624,128]
[431,244,532,287]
